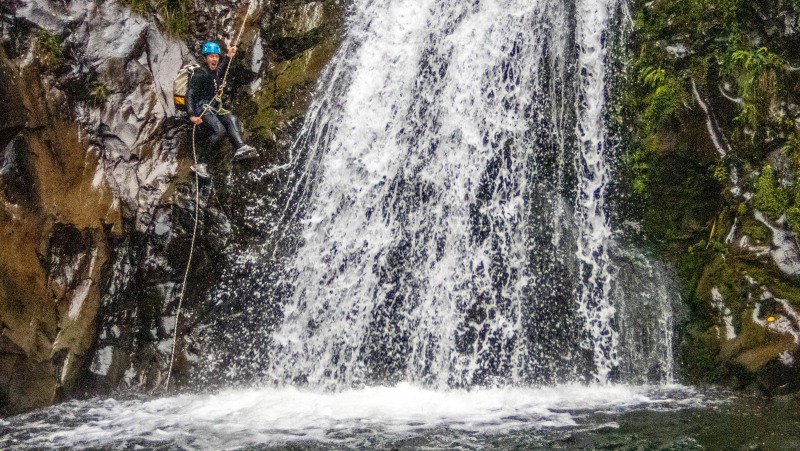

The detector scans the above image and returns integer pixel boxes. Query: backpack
[173,63,200,111]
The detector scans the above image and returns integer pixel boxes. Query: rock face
[0,0,342,414]
[623,0,800,394]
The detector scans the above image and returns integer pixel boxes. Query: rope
[164,3,252,391]
[213,3,252,109]
[165,120,202,391]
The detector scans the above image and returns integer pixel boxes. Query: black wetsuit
[185,57,246,152]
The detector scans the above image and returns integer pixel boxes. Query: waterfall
[210,0,676,388]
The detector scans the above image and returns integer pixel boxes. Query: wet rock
[1,0,343,414]
[754,212,800,279]
[0,136,38,210]
[0,48,24,151]
[757,355,800,396]
[628,0,800,395]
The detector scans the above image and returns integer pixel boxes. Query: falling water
[215,0,676,388]
[0,0,703,448]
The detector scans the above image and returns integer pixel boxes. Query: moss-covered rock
[625,0,800,392]
[753,165,789,220]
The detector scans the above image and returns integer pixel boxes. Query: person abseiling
[186,41,257,178]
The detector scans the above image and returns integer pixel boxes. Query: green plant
[740,217,770,242]
[87,82,109,107]
[37,30,64,71]
[640,66,667,88]
[129,0,148,15]
[753,165,789,220]
[786,207,800,236]
[724,47,785,131]
[637,66,685,132]
[158,0,189,37]
[781,132,800,167]
[124,0,188,37]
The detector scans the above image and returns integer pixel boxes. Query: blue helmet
[202,41,221,55]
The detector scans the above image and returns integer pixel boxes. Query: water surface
[4,384,795,450]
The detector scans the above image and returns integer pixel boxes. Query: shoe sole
[233,150,259,162]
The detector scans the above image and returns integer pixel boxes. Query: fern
[724,47,785,131]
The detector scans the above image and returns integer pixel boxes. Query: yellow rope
[164,4,252,391]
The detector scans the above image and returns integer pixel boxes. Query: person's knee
[220,115,239,132]
[204,121,226,141]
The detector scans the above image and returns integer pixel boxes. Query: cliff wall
[0,0,342,414]
[623,0,800,395]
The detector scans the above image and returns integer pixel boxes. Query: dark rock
[0,0,343,414]
[757,355,800,396]
[0,136,39,210]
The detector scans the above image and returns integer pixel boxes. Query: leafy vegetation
[722,47,786,139]
[87,82,110,107]
[122,0,189,37]
[37,30,64,71]
[159,0,189,37]
[753,165,789,220]
[624,0,800,384]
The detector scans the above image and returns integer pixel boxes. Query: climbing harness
[165,2,253,392]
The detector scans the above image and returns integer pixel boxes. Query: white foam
[11,384,696,448]
[574,0,619,381]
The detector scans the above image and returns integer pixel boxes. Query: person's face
[205,53,220,70]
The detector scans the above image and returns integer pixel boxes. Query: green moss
[781,133,800,166]
[713,162,729,185]
[737,202,747,217]
[274,42,336,94]
[787,207,800,236]
[697,256,746,314]
[741,263,800,305]
[627,0,800,385]
[247,41,339,137]
[753,165,789,220]
[270,29,324,62]
[676,247,716,316]
[680,325,726,384]
[740,216,770,243]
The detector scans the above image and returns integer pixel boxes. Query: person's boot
[190,163,210,179]
[233,144,258,161]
